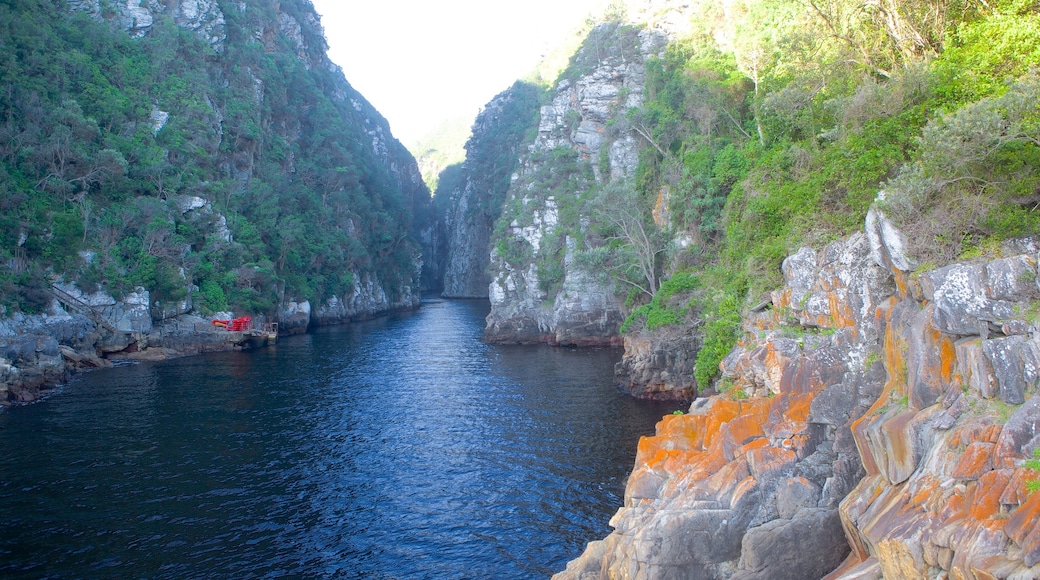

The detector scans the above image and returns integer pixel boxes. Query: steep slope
[0,0,433,402]
[483,22,666,345]
[0,0,432,321]
[440,82,543,298]
[557,212,1040,579]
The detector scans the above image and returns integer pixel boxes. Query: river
[0,299,676,579]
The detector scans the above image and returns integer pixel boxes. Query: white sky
[310,0,608,144]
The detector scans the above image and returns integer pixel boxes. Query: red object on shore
[227,316,252,331]
[212,317,252,331]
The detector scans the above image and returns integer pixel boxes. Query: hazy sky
[310,0,608,144]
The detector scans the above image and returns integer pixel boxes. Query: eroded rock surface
[557,218,1040,579]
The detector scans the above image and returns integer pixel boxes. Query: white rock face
[53,282,152,333]
[485,24,666,345]
[149,107,169,135]
[67,0,227,50]
[312,270,420,325]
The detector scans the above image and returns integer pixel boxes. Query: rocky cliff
[556,209,1040,579]
[0,0,432,404]
[440,82,543,298]
[482,22,666,346]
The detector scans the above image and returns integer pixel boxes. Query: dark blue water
[0,299,675,579]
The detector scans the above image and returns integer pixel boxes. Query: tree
[591,180,667,298]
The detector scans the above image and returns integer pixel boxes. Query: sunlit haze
[310,0,608,145]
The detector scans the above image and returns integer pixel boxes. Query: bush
[694,293,742,389]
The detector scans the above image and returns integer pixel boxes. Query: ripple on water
[0,300,676,579]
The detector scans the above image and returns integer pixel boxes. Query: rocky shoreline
[556,210,1040,579]
[1,282,421,408]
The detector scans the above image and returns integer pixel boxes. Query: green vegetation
[0,0,430,315]
[410,115,472,191]
[1027,448,1040,494]
[611,0,1040,390]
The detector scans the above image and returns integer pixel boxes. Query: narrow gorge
[2,0,1039,578]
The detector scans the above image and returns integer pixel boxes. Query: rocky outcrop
[556,209,1040,579]
[0,266,422,405]
[311,270,420,325]
[615,325,699,401]
[67,0,227,49]
[0,307,106,404]
[484,24,666,345]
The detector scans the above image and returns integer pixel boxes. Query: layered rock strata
[557,209,1040,579]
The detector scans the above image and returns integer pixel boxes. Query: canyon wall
[483,23,665,346]
[557,210,1040,579]
[441,83,543,298]
[0,0,432,405]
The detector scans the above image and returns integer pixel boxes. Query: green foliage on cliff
[491,145,596,293]
[0,0,430,316]
[454,82,545,221]
[1027,448,1040,493]
[615,0,1040,389]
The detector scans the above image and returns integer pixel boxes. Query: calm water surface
[0,299,675,579]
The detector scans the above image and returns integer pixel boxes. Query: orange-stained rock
[999,468,1037,508]
[730,475,759,509]
[719,411,767,453]
[554,239,1040,580]
[874,408,921,484]
[940,490,968,522]
[746,446,797,480]
[967,469,1011,520]
[1003,489,1040,548]
[951,441,996,480]
[779,391,814,423]
[940,333,957,386]
[979,424,1003,444]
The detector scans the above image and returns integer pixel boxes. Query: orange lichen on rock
[999,468,1037,507]
[1002,490,1040,567]
[949,420,1002,449]
[939,332,957,386]
[776,391,814,423]
[827,290,858,330]
[951,442,996,480]
[967,469,1011,521]
[746,446,797,479]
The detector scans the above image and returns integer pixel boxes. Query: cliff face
[0,0,433,403]
[615,326,700,401]
[483,23,666,345]
[441,83,543,298]
[52,0,431,319]
[557,210,1040,579]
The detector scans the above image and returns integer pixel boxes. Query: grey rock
[981,335,1037,405]
[735,508,847,580]
[995,395,1040,458]
[775,477,822,518]
[313,271,419,325]
[923,261,1025,336]
[782,247,817,313]
[484,25,667,346]
[985,255,1040,301]
[810,382,856,426]
[866,207,913,272]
